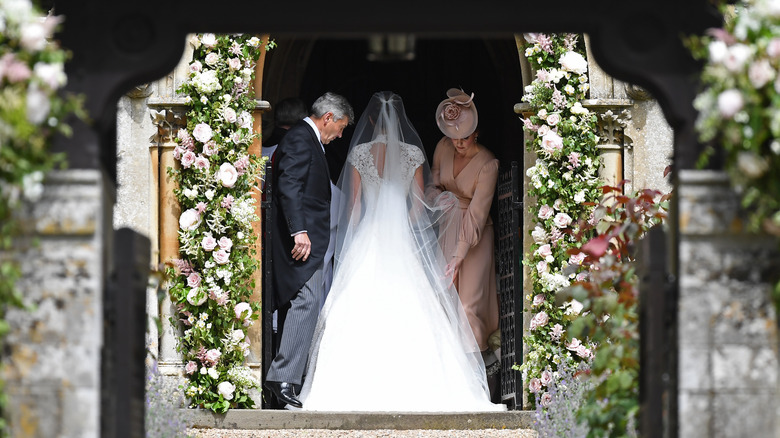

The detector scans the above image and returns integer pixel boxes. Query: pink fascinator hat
[435,88,478,139]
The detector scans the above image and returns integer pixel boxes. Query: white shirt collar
[303,117,325,152]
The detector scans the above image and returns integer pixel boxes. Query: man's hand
[292,232,312,261]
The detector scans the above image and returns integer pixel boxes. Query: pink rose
[194,155,210,171]
[536,260,548,274]
[553,212,572,229]
[218,162,239,188]
[540,392,553,407]
[181,151,196,168]
[201,235,217,251]
[192,123,213,143]
[551,323,564,340]
[535,244,552,259]
[202,140,218,156]
[541,131,563,155]
[529,378,542,393]
[577,345,592,359]
[213,249,230,265]
[532,294,545,307]
[189,60,202,74]
[218,236,233,251]
[546,113,561,126]
[187,272,201,288]
[538,205,554,220]
[234,302,251,320]
[567,338,582,351]
[540,370,553,386]
[529,311,549,330]
[204,348,221,366]
[537,124,550,137]
[228,57,241,71]
[748,59,775,88]
[185,361,198,375]
[569,252,586,266]
[768,38,780,59]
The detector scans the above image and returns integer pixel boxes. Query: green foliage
[518,32,602,406]
[565,184,670,437]
[166,33,273,412]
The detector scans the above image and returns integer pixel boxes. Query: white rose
[201,33,218,49]
[553,212,573,229]
[205,52,220,67]
[708,40,728,64]
[574,190,586,203]
[546,113,561,126]
[571,101,589,115]
[217,381,235,400]
[20,21,47,51]
[228,57,241,71]
[717,89,744,118]
[179,208,202,231]
[186,288,207,306]
[537,124,550,137]
[189,34,201,49]
[723,44,753,72]
[33,62,66,89]
[26,84,51,125]
[218,162,239,188]
[223,107,237,124]
[559,51,588,75]
[208,367,220,379]
[531,225,547,244]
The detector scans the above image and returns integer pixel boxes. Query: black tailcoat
[270,120,331,310]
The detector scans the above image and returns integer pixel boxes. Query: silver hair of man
[310,92,355,125]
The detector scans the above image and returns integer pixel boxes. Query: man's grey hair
[311,92,355,125]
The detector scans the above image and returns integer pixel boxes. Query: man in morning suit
[265,92,353,408]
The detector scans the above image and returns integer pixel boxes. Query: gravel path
[190,429,537,438]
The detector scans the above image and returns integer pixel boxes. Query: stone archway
[9,1,731,436]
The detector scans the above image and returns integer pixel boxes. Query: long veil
[325,91,490,396]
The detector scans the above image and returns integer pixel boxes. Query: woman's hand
[445,256,464,286]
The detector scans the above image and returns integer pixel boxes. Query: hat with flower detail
[435,88,478,139]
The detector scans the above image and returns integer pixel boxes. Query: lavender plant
[145,363,193,438]
[532,350,592,438]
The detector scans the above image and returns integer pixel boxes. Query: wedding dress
[299,92,505,412]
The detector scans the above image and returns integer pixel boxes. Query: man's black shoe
[264,381,303,408]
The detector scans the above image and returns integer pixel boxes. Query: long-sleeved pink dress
[430,136,499,351]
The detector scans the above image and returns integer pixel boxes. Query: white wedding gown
[299,140,505,412]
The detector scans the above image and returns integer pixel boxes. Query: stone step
[183,409,534,430]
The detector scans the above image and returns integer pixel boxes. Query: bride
[299,91,505,412]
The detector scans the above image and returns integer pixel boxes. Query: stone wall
[4,170,112,438]
[677,170,780,437]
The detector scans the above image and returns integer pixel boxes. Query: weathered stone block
[712,392,776,438]
[678,392,711,438]
[712,345,778,390]
[678,346,712,391]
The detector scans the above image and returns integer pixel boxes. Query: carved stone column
[148,105,188,372]
[582,100,633,191]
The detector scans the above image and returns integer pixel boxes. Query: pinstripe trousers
[267,263,324,385]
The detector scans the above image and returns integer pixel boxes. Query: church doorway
[259,35,526,408]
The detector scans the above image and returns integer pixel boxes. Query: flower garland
[519,33,601,406]
[165,33,274,413]
[0,0,84,433]
[691,0,780,235]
